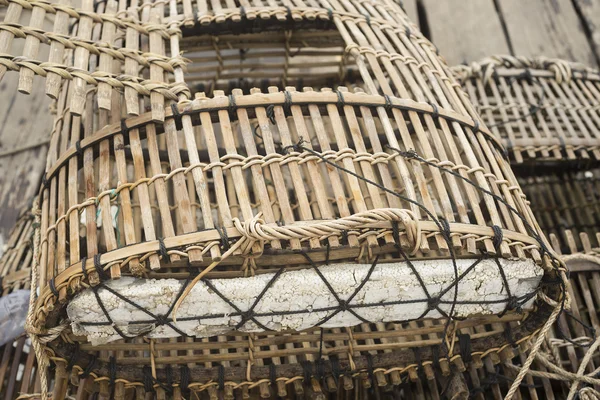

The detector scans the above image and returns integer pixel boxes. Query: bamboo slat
[0,1,566,399]
[453,55,600,165]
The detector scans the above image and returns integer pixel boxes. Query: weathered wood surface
[401,0,419,29]
[423,0,509,65]
[423,0,600,68]
[498,0,597,66]
[0,17,51,250]
[573,0,600,64]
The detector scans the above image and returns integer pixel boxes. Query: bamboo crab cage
[453,56,600,166]
[0,1,565,399]
[0,205,42,399]
[453,56,600,399]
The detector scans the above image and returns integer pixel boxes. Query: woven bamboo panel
[453,55,600,165]
[0,0,566,398]
[520,169,600,260]
[0,206,42,399]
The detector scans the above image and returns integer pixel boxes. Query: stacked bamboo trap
[454,55,600,399]
[0,0,568,399]
[0,205,41,399]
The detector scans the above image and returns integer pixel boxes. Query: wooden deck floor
[0,0,599,245]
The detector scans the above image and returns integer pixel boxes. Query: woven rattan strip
[452,55,600,165]
[0,0,567,399]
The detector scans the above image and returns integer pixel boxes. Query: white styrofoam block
[67,258,542,345]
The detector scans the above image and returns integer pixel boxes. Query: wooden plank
[573,0,600,67]
[0,82,51,248]
[498,0,598,67]
[422,0,509,65]
[0,10,51,247]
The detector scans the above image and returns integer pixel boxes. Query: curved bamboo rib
[1,0,567,398]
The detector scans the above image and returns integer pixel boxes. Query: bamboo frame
[453,55,600,165]
[0,1,565,399]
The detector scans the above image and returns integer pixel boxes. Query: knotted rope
[171,208,421,321]
[452,55,590,85]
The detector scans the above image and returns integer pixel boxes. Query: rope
[25,199,50,400]
[503,277,566,400]
[171,208,421,321]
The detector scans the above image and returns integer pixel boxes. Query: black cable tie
[315,358,325,380]
[81,256,88,280]
[559,135,567,152]
[529,103,539,115]
[493,68,500,82]
[266,104,276,124]
[431,345,441,371]
[109,356,117,396]
[215,226,230,251]
[180,365,190,393]
[333,90,345,113]
[120,119,128,135]
[239,5,246,18]
[327,7,333,20]
[143,365,154,393]
[270,363,277,387]
[473,120,480,133]
[384,94,393,112]
[164,364,174,393]
[330,355,341,383]
[49,278,59,297]
[228,94,237,120]
[285,5,292,19]
[427,101,439,119]
[283,90,292,116]
[282,137,305,154]
[361,13,371,25]
[341,230,349,245]
[75,140,82,156]
[458,333,472,362]
[66,342,80,371]
[413,347,423,371]
[187,262,199,278]
[302,360,313,383]
[438,217,451,243]
[491,225,503,251]
[522,68,534,84]
[405,27,411,37]
[218,364,225,390]
[171,103,180,118]
[366,353,375,384]
[413,348,425,380]
[504,324,516,348]
[170,103,182,129]
[158,237,170,262]
[94,254,107,281]
[41,173,49,190]
[80,355,98,379]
